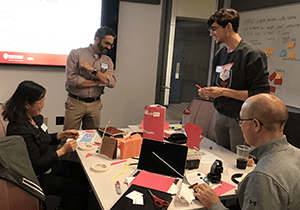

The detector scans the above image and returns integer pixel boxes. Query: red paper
[269,71,276,82]
[214,181,236,196]
[274,79,283,85]
[86,130,94,133]
[130,170,175,193]
[85,153,92,158]
[184,123,205,150]
[270,85,276,93]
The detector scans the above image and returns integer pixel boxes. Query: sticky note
[270,86,276,93]
[280,50,286,57]
[289,52,295,59]
[269,71,276,82]
[268,48,273,55]
[274,79,283,85]
[264,48,270,54]
[288,41,296,48]
[275,73,282,79]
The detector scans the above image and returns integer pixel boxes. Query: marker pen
[115,181,121,195]
[196,84,205,92]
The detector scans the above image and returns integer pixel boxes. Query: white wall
[176,0,216,19]
[0,2,162,133]
[100,2,162,128]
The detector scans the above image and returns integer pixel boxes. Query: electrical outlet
[56,116,64,125]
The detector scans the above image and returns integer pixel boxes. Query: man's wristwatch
[92,68,98,75]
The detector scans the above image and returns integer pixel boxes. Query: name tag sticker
[216,66,222,73]
[41,123,48,132]
[101,63,108,71]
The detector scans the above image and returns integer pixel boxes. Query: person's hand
[198,88,209,99]
[56,140,77,157]
[193,183,221,209]
[63,130,79,140]
[203,86,224,98]
[57,130,79,141]
[80,61,94,72]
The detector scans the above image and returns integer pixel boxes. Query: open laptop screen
[137,139,188,178]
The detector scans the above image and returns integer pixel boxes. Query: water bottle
[182,108,190,128]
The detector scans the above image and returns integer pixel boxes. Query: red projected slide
[1,0,102,66]
[0,51,68,66]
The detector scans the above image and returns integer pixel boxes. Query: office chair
[187,97,217,141]
[0,103,8,137]
[284,111,300,149]
[0,136,45,209]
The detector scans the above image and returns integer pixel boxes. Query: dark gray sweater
[212,40,270,119]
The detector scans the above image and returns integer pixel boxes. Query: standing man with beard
[64,26,117,130]
[198,8,270,152]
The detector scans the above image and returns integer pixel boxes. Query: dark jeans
[38,160,89,210]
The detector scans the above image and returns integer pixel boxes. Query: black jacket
[6,115,60,176]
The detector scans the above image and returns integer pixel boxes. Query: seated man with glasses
[64,26,117,131]
[193,93,300,210]
[198,8,270,152]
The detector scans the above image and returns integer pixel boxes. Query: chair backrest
[0,136,45,209]
[284,111,300,149]
[187,98,217,141]
[0,179,40,210]
[0,103,8,137]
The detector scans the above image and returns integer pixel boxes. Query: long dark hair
[2,80,46,123]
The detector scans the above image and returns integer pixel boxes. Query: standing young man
[64,26,117,130]
[198,8,270,152]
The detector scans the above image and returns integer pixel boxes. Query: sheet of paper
[130,170,175,193]
[78,131,96,143]
[213,181,236,196]
[200,149,223,164]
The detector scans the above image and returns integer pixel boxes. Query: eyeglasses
[236,118,264,126]
[104,42,114,48]
[208,25,221,34]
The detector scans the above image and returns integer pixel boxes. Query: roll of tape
[91,163,110,173]
[79,143,94,151]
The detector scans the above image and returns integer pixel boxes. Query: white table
[76,129,253,210]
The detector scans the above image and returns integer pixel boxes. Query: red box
[143,105,166,141]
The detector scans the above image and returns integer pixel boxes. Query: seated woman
[2,80,90,210]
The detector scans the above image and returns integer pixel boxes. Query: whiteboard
[239,3,300,108]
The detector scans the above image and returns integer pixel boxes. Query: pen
[196,84,205,92]
[111,160,127,165]
[188,183,198,189]
[115,181,121,195]
[129,163,138,166]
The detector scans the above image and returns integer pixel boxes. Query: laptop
[137,138,188,179]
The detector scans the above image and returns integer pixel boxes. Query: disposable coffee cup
[236,145,251,169]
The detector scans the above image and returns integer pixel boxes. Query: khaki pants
[63,96,103,130]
